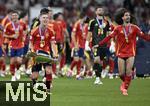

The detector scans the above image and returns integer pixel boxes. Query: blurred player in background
[0,24,6,77]
[4,9,27,81]
[19,11,30,74]
[0,9,13,77]
[68,12,88,79]
[53,12,69,76]
[46,7,59,78]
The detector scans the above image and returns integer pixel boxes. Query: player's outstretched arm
[136,26,150,41]
[99,28,117,46]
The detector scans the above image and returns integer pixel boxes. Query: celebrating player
[30,8,57,93]
[68,12,88,79]
[53,12,69,76]
[0,9,13,77]
[4,9,27,81]
[99,8,150,95]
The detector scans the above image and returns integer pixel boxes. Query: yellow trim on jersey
[32,21,39,29]
[84,51,90,59]
[47,27,55,36]
[30,26,38,35]
[73,20,80,32]
[4,22,12,32]
[88,19,94,27]
[1,16,8,27]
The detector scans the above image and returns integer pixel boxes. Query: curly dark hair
[114,8,137,25]
[114,8,128,25]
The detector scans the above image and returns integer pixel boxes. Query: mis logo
[0,81,50,106]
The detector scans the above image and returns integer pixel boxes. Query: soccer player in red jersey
[0,9,13,76]
[53,12,69,76]
[30,8,57,92]
[47,7,59,78]
[99,8,150,95]
[19,11,30,74]
[107,39,116,79]
[0,25,6,77]
[1,9,12,48]
[4,9,27,81]
[69,13,88,79]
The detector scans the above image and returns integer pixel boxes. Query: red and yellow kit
[1,16,11,44]
[4,21,27,49]
[72,20,88,48]
[0,29,3,46]
[48,20,59,39]
[55,20,66,43]
[99,24,150,58]
[30,26,55,53]
[19,19,28,45]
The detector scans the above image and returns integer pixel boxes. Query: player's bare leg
[0,57,6,77]
[123,57,134,95]
[118,57,134,95]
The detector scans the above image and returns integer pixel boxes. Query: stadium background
[0,1,150,106]
[0,0,150,75]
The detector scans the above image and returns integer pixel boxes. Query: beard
[97,13,103,16]
[125,17,130,23]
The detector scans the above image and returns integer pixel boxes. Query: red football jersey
[1,16,11,27]
[1,16,11,44]
[20,19,29,45]
[30,26,55,53]
[55,20,65,43]
[0,31,3,46]
[48,20,59,40]
[4,21,26,49]
[99,24,150,58]
[72,20,88,48]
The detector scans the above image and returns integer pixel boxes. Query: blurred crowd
[0,0,149,33]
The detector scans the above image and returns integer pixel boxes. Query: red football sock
[10,64,15,75]
[0,61,2,70]
[2,63,6,71]
[45,74,52,89]
[25,60,28,70]
[77,60,82,75]
[52,64,56,75]
[120,74,125,82]
[46,74,52,81]
[46,81,51,90]
[124,75,132,90]
[60,54,66,69]
[16,63,21,70]
[70,60,78,70]
[109,59,114,73]
[102,60,106,70]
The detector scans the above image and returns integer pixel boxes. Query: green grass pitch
[0,76,150,106]
[51,77,150,106]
